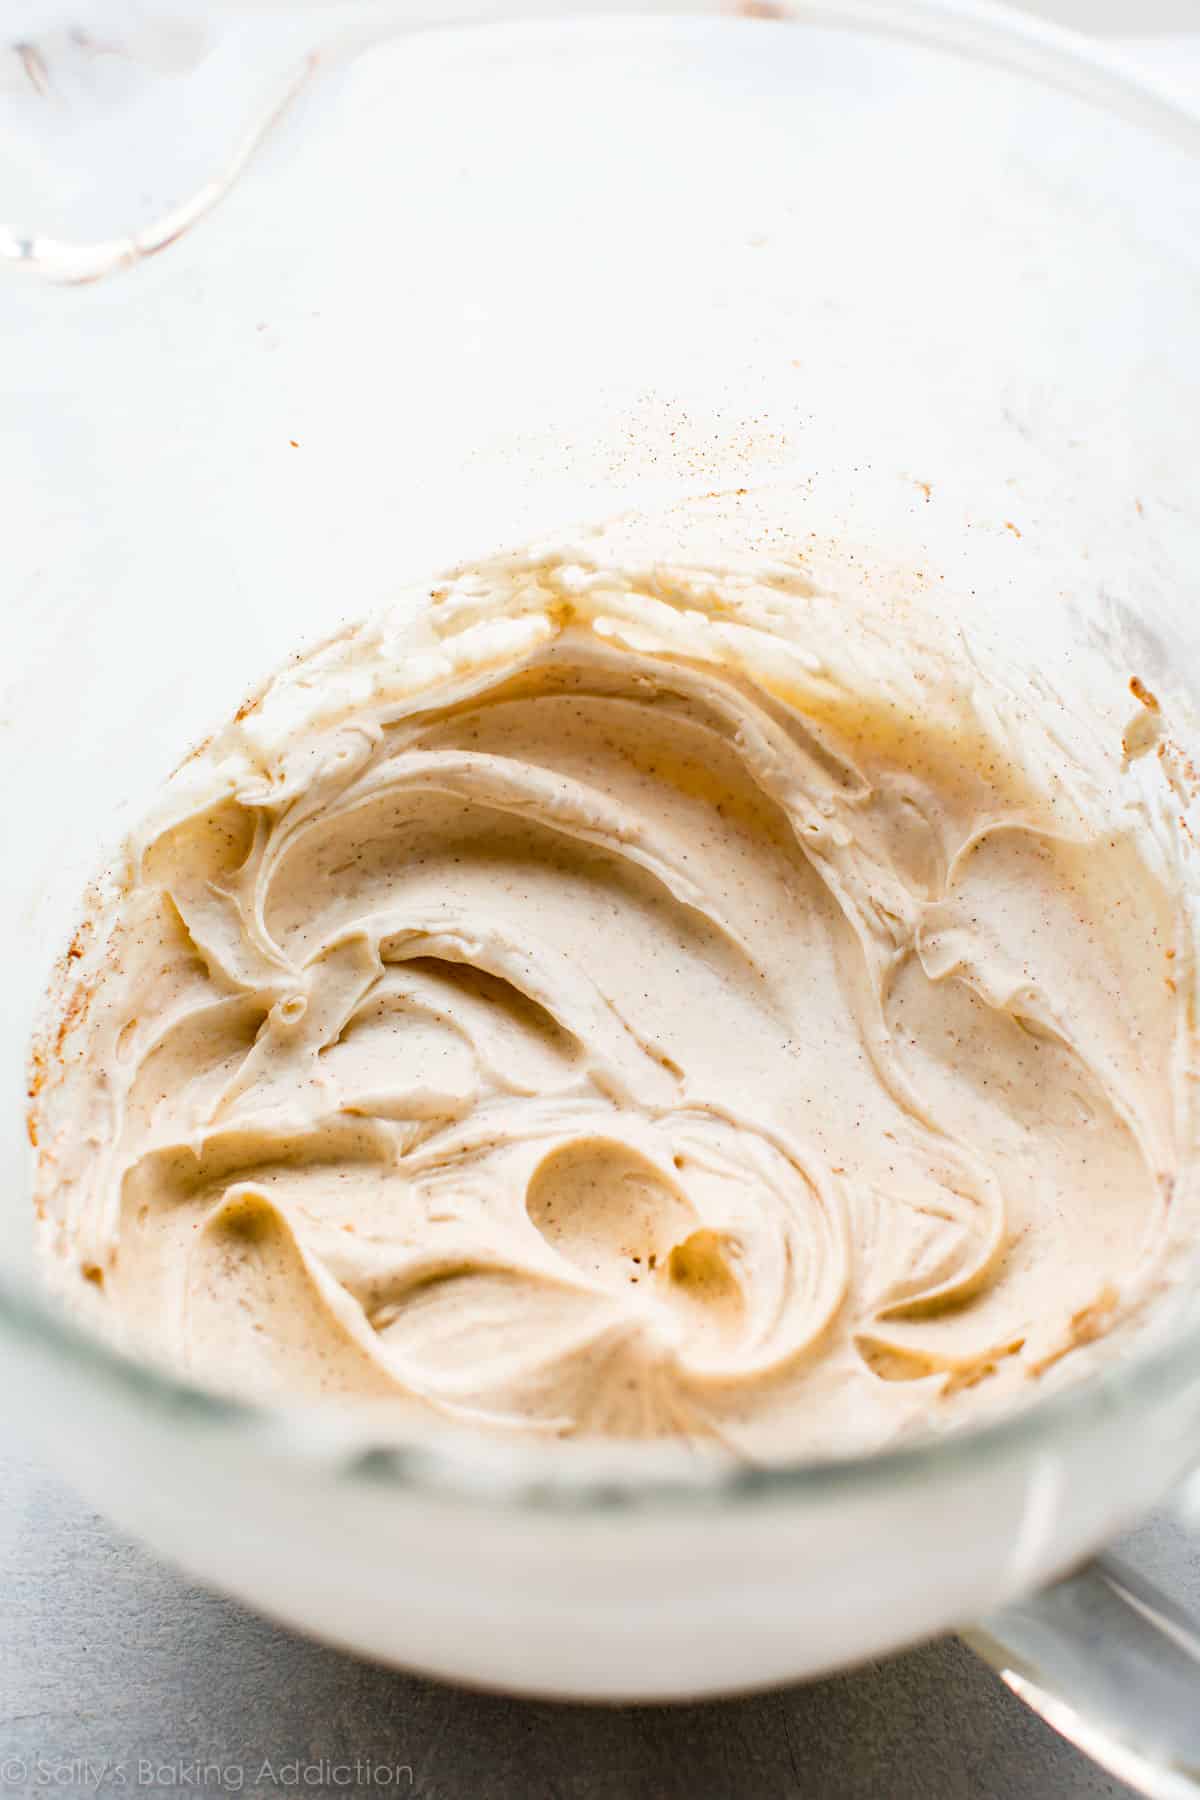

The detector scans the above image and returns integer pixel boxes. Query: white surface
[1016,0,1198,30]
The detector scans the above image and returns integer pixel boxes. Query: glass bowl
[2,9,1200,1785]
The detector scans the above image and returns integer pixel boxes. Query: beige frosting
[31,505,1200,1459]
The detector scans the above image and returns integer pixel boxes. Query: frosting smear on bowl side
[30,506,1200,1459]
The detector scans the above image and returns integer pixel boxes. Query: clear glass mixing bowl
[3,4,1200,1789]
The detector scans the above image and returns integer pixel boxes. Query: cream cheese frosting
[30,503,1200,1459]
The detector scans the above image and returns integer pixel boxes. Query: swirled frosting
[31,505,1200,1458]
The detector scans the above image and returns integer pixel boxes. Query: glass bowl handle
[966,1550,1200,1800]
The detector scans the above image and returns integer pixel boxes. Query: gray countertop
[2,1438,1157,1800]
